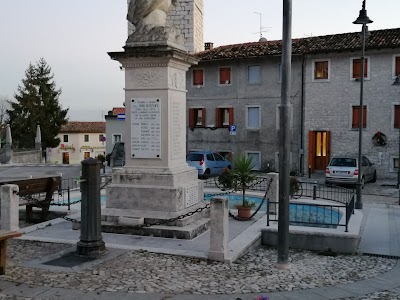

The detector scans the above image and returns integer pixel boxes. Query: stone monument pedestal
[105,45,206,239]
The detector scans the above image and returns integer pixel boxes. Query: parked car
[325,155,377,187]
[186,151,232,177]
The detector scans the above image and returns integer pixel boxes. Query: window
[219,67,231,85]
[188,108,206,128]
[248,65,261,84]
[216,107,234,127]
[352,105,367,129]
[313,60,329,80]
[352,58,369,79]
[394,55,400,77]
[63,135,68,143]
[246,151,261,170]
[84,134,89,142]
[192,69,204,86]
[113,134,122,143]
[246,106,261,129]
[395,105,400,129]
[99,134,105,142]
[394,158,400,169]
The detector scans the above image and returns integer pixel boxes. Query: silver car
[186,151,232,178]
[325,155,377,187]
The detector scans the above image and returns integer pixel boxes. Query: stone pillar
[107,46,204,214]
[4,124,12,164]
[1,184,20,231]
[266,172,279,215]
[35,125,41,151]
[208,196,228,262]
[76,158,106,256]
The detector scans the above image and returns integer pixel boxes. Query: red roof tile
[195,28,400,61]
[112,107,125,115]
[61,122,105,133]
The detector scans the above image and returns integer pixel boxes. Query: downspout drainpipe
[300,54,306,176]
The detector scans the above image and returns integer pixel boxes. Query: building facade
[188,28,400,178]
[48,122,106,164]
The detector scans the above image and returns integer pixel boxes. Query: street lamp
[393,76,400,203]
[353,0,373,210]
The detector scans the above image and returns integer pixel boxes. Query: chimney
[204,42,214,50]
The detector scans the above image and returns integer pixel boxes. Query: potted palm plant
[230,155,257,218]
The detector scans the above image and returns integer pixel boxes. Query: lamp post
[393,76,400,203]
[353,0,373,210]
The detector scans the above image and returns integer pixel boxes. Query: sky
[1,0,399,121]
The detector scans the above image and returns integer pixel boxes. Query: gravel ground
[2,240,397,296]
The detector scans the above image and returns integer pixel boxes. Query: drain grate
[362,252,400,259]
[43,252,96,268]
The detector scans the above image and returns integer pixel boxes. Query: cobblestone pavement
[1,240,397,298]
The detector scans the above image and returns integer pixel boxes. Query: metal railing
[268,181,355,232]
[202,175,270,192]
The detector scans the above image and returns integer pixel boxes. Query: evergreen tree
[7,58,68,149]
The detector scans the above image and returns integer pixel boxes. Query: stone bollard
[76,158,106,256]
[208,196,228,262]
[266,172,279,215]
[1,184,20,231]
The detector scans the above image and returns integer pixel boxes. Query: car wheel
[204,169,211,178]
[371,171,377,183]
[361,176,365,189]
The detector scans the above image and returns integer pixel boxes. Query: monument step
[100,218,210,240]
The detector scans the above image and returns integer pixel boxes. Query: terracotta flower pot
[237,206,252,218]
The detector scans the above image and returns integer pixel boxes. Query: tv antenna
[253,12,271,40]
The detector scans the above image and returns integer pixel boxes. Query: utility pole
[276,0,292,269]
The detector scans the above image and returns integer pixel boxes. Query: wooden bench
[0,230,22,274]
[0,176,61,222]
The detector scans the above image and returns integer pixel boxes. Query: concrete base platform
[261,204,363,254]
[70,202,212,240]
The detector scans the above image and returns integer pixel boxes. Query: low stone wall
[261,209,363,254]
[12,150,41,164]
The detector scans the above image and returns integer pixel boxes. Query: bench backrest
[0,176,61,196]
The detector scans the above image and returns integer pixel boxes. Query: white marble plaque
[131,98,161,159]
[185,185,198,207]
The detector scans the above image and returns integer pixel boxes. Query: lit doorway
[308,131,331,172]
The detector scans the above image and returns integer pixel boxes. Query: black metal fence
[268,181,355,232]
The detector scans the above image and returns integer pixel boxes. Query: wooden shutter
[215,108,221,127]
[308,131,315,173]
[353,60,360,79]
[352,106,360,128]
[228,108,234,126]
[193,69,203,85]
[352,106,367,128]
[362,106,367,128]
[396,57,400,76]
[201,108,206,127]
[220,68,230,84]
[353,59,368,79]
[395,105,400,129]
[189,108,195,129]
